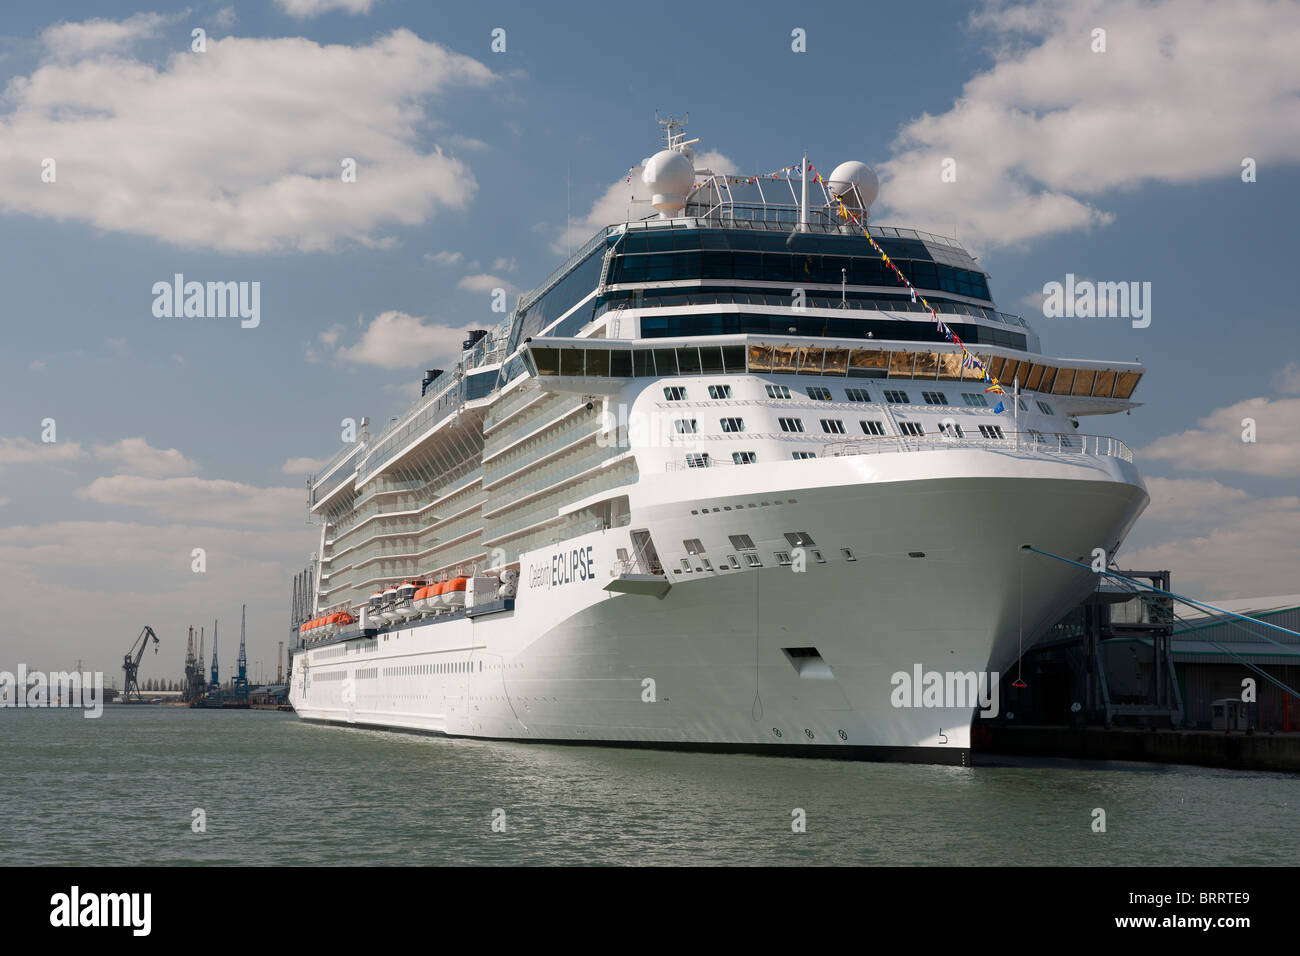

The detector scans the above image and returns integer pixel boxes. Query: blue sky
[1,0,1297,680]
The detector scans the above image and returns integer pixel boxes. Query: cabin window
[721,417,746,433]
[732,451,757,464]
[820,419,846,434]
[664,386,687,401]
[884,389,909,404]
[765,384,792,399]
[845,387,872,402]
[899,422,925,436]
[807,386,832,401]
[708,384,732,399]
[779,417,805,433]
[922,391,948,406]
[860,420,886,436]
[962,393,989,407]
[979,424,1005,439]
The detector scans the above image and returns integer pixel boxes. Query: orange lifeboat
[444,576,469,609]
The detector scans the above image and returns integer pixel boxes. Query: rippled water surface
[3,707,1295,865]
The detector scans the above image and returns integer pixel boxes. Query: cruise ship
[287,121,1148,764]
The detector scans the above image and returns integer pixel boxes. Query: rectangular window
[664,386,687,401]
[708,384,733,400]
[860,420,886,436]
[683,538,706,555]
[745,553,764,568]
[1037,400,1055,415]
[979,424,1005,439]
[765,384,792,399]
[727,554,741,569]
[779,417,805,433]
[784,531,816,547]
[791,451,817,460]
[807,386,832,401]
[820,419,846,434]
[721,417,746,432]
[775,551,792,566]
[685,453,710,468]
[842,548,857,561]
[674,419,698,434]
[938,421,964,438]
[845,387,872,402]
[884,389,909,404]
[921,391,948,406]
[729,534,756,551]
[962,393,989,407]
[899,422,925,436]
[732,451,757,465]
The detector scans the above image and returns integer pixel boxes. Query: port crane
[123,626,160,702]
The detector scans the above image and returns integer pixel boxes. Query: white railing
[822,432,1134,463]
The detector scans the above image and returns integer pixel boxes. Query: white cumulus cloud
[92,437,197,477]
[275,0,379,18]
[875,0,1300,249]
[335,310,472,369]
[0,25,497,253]
[1140,397,1300,478]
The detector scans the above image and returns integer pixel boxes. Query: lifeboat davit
[445,577,468,609]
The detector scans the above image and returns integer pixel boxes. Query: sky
[1,0,1297,685]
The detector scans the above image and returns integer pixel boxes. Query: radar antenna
[655,112,699,154]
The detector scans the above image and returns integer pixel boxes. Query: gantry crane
[123,626,159,702]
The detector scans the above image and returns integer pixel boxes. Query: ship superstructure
[288,121,1148,763]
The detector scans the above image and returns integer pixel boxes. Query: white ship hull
[290,449,1147,763]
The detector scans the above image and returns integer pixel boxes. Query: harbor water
[3,707,1295,866]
